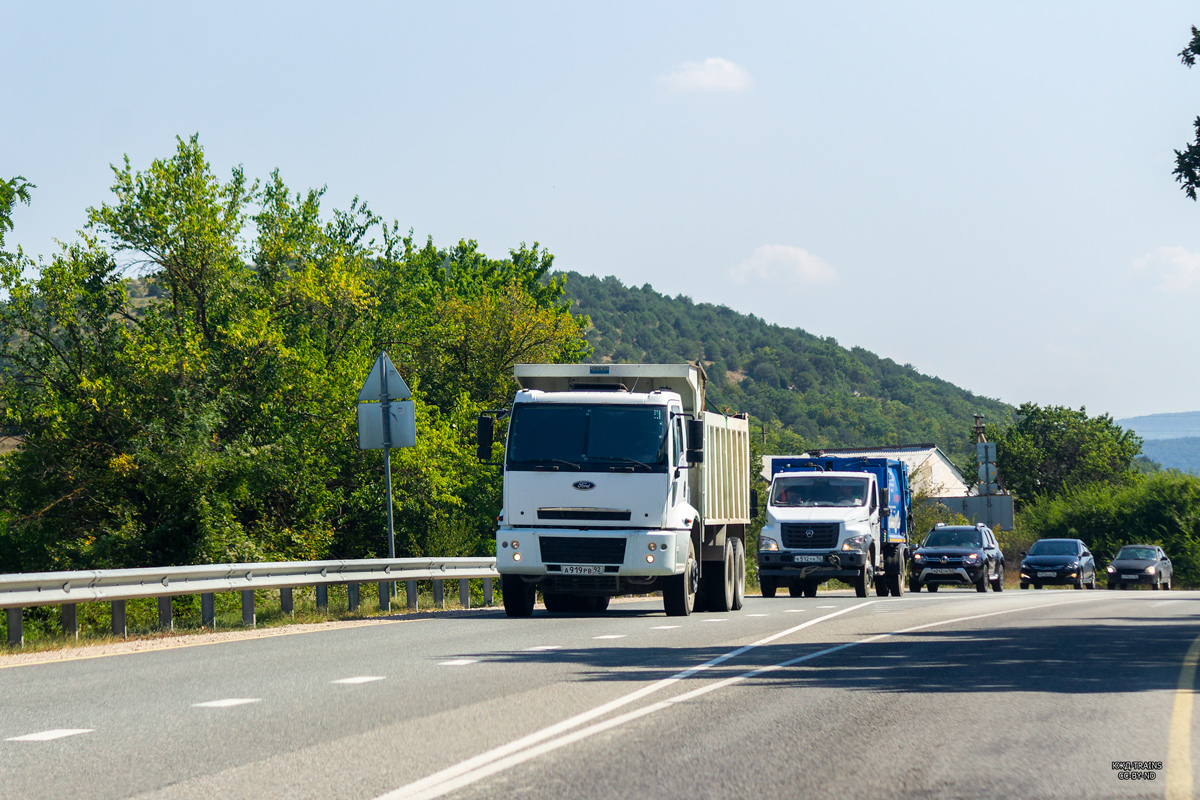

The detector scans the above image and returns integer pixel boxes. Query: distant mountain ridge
[1117,411,1200,441]
[560,272,1011,461]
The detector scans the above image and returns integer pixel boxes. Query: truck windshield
[506,403,669,472]
[771,476,868,507]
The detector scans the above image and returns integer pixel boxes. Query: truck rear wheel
[885,549,904,597]
[803,581,818,598]
[542,592,570,613]
[700,540,736,612]
[788,581,804,598]
[501,574,535,618]
[731,538,746,611]
[664,539,697,616]
[874,576,889,597]
[760,576,778,598]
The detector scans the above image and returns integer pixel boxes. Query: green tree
[0,176,35,250]
[986,403,1142,505]
[1174,27,1200,199]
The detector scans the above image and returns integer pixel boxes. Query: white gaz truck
[477,363,752,617]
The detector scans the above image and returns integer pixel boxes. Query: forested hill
[560,272,1011,461]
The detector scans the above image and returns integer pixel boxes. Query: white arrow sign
[358,352,411,402]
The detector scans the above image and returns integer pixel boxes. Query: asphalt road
[0,588,1194,800]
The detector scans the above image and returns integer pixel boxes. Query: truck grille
[540,536,627,565]
[537,508,631,522]
[781,523,840,550]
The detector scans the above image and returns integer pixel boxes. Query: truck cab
[757,456,911,597]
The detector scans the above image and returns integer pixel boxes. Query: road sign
[358,352,411,402]
[357,400,416,449]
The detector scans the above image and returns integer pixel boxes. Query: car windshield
[771,475,869,507]
[923,529,982,548]
[1115,546,1157,560]
[506,402,669,472]
[1028,540,1078,556]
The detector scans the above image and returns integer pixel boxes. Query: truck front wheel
[501,574,536,618]
[664,539,697,616]
[855,562,873,598]
[760,575,778,598]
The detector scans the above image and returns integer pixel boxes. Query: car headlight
[1145,566,1157,574]
[1067,561,1079,569]
[962,553,981,565]
[841,534,870,551]
[1106,566,1115,573]
[912,553,924,562]
[759,536,779,552]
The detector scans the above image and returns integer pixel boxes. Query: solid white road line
[438,659,478,666]
[191,699,260,708]
[333,676,386,684]
[383,595,1105,800]
[6,729,93,742]
[375,603,870,800]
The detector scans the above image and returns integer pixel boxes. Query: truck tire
[594,595,610,612]
[910,576,921,592]
[803,581,818,598]
[542,592,570,613]
[501,574,535,618]
[874,575,889,597]
[854,562,873,598]
[886,572,904,597]
[760,576,778,598]
[732,538,746,611]
[789,582,804,598]
[664,539,697,616]
[884,549,904,597]
[701,540,736,612]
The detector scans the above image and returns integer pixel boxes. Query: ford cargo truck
[757,455,912,597]
[478,363,751,617]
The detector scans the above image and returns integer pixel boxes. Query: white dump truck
[477,363,752,617]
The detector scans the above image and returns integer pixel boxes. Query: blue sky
[5,1,1200,418]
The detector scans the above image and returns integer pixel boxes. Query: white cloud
[730,245,838,285]
[658,58,753,92]
[1134,246,1200,292]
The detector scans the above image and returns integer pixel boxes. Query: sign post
[357,352,414,591]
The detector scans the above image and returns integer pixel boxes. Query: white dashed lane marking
[192,698,260,708]
[439,659,479,666]
[651,625,680,630]
[6,729,93,742]
[782,609,805,613]
[524,645,562,652]
[746,614,769,617]
[333,676,386,684]
[593,635,626,640]
[704,619,728,623]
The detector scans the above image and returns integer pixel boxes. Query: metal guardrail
[0,557,499,646]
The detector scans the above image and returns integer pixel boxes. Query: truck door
[671,413,688,506]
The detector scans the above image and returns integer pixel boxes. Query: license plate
[794,555,823,563]
[562,565,605,575]
[1121,574,1139,579]
[929,568,956,574]
[1037,571,1056,577]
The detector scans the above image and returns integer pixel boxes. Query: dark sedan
[1106,545,1173,590]
[1019,538,1097,590]
[908,523,1004,593]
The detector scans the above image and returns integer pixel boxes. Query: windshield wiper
[532,458,581,470]
[602,456,655,471]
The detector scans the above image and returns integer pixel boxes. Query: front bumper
[1107,571,1157,586]
[1019,567,1080,585]
[911,565,986,586]
[757,549,867,580]
[496,528,681,578]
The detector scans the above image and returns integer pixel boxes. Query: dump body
[491,363,750,616]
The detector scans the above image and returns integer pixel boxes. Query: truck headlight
[841,534,870,552]
[759,536,780,552]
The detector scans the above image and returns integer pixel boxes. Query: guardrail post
[348,582,360,612]
[406,580,418,611]
[6,607,22,647]
[281,587,293,615]
[316,585,328,612]
[483,577,493,606]
[458,578,471,610]
[378,582,391,612]
[62,604,78,640]
[112,600,127,638]
[241,590,255,628]
[433,579,444,609]
[157,597,173,630]
[201,593,216,628]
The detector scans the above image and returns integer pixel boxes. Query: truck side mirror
[686,419,704,463]
[880,507,891,517]
[750,489,759,518]
[476,415,494,462]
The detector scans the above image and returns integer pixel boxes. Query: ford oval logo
[573,481,596,491]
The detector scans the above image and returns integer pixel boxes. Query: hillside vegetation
[562,273,1010,461]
